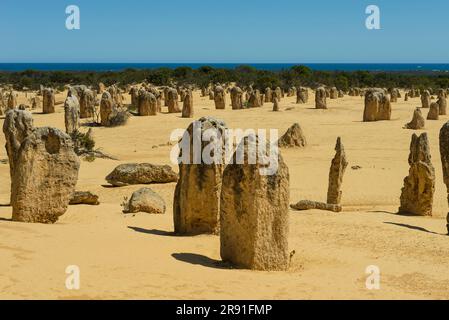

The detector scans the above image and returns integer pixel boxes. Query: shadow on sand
[127,226,175,237]
[171,253,232,269]
[384,221,446,236]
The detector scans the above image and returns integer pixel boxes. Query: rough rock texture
[248,90,262,108]
[42,88,55,114]
[123,187,166,214]
[173,117,227,235]
[421,90,431,109]
[438,95,447,116]
[290,200,342,213]
[70,191,100,205]
[106,163,178,187]
[181,90,194,118]
[265,87,272,102]
[100,91,116,126]
[315,87,327,109]
[278,123,307,148]
[363,89,392,121]
[274,87,282,101]
[330,87,338,99]
[389,88,399,102]
[398,133,435,216]
[404,108,425,130]
[427,102,440,120]
[439,122,449,219]
[80,89,95,119]
[296,87,308,104]
[272,97,280,111]
[214,86,226,109]
[11,127,80,223]
[327,137,348,205]
[64,96,80,135]
[138,90,157,116]
[167,88,181,113]
[231,87,243,110]
[220,135,290,271]
[7,91,17,110]
[404,93,409,101]
[129,86,139,107]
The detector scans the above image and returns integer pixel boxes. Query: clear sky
[1,0,449,63]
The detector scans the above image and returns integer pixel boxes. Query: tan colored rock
[167,88,181,113]
[42,88,55,114]
[290,200,342,213]
[79,89,95,119]
[174,117,227,235]
[265,87,272,102]
[11,127,80,223]
[106,163,178,187]
[427,102,440,120]
[123,188,166,214]
[220,134,290,271]
[327,137,348,205]
[247,90,262,108]
[439,122,449,219]
[363,89,392,121]
[296,87,308,104]
[100,91,116,126]
[278,123,306,148]
[438,95,447,116]
[214,86,226,109]
[404,108,425,130]
[64,96,80,135]
[70,191,100,205]
[7,91,17,110]
[181,90,194,118]
[230,87,243,110]
[398,133,435,216]
[330,87,338,99]
[272,97,280,111]
[138,90,157,116]
[3,110,34,185]
[315,87,327,109]
[421,90,431,108]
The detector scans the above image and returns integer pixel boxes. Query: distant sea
[1,63,449,72]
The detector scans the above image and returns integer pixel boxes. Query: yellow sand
[1,90,449,300]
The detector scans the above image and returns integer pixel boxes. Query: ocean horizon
[1,63,449,72]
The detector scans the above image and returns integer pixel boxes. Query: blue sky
[1,0,448,63]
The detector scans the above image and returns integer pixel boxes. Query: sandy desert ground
[1,89,449,300]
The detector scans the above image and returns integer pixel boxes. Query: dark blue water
[1,63,449,72]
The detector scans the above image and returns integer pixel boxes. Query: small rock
[106,163,178,187]
[70,191,100,205]
[123,188,166,214]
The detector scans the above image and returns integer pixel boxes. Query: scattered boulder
[42,88,55,114]
[11,127,80,223]
[100,91,116,126]
[290,200,342,213]
[296,87,308,104]
[278,123,307,148]
[272,97,280,111]
[398,133,435,216]
[106,163,178,187]
[181,90,194,118]
[138,90,157,116]
[230,87,243,110]
[80,89,95,119]
[174,117,227,235]
[427,102,440,120]
[64,96,80,135]
[438,95,447,116]
[404,108,425,130]
[167,88,181,113]
[70,191,100,205]
[214,86,226,109]
[315,87,327,109]
[363,89,391,121]
[122,188,166,214]
[421,90,431,108]
[220,134,290,271]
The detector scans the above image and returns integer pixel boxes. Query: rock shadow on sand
[171,253,232,270]
[384,222,445,236]
[127,226,174,237]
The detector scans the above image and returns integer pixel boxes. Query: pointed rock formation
[398,133,435,216]
[327,137,348,205]
[278,123,307,148]
[404,108,425,130]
